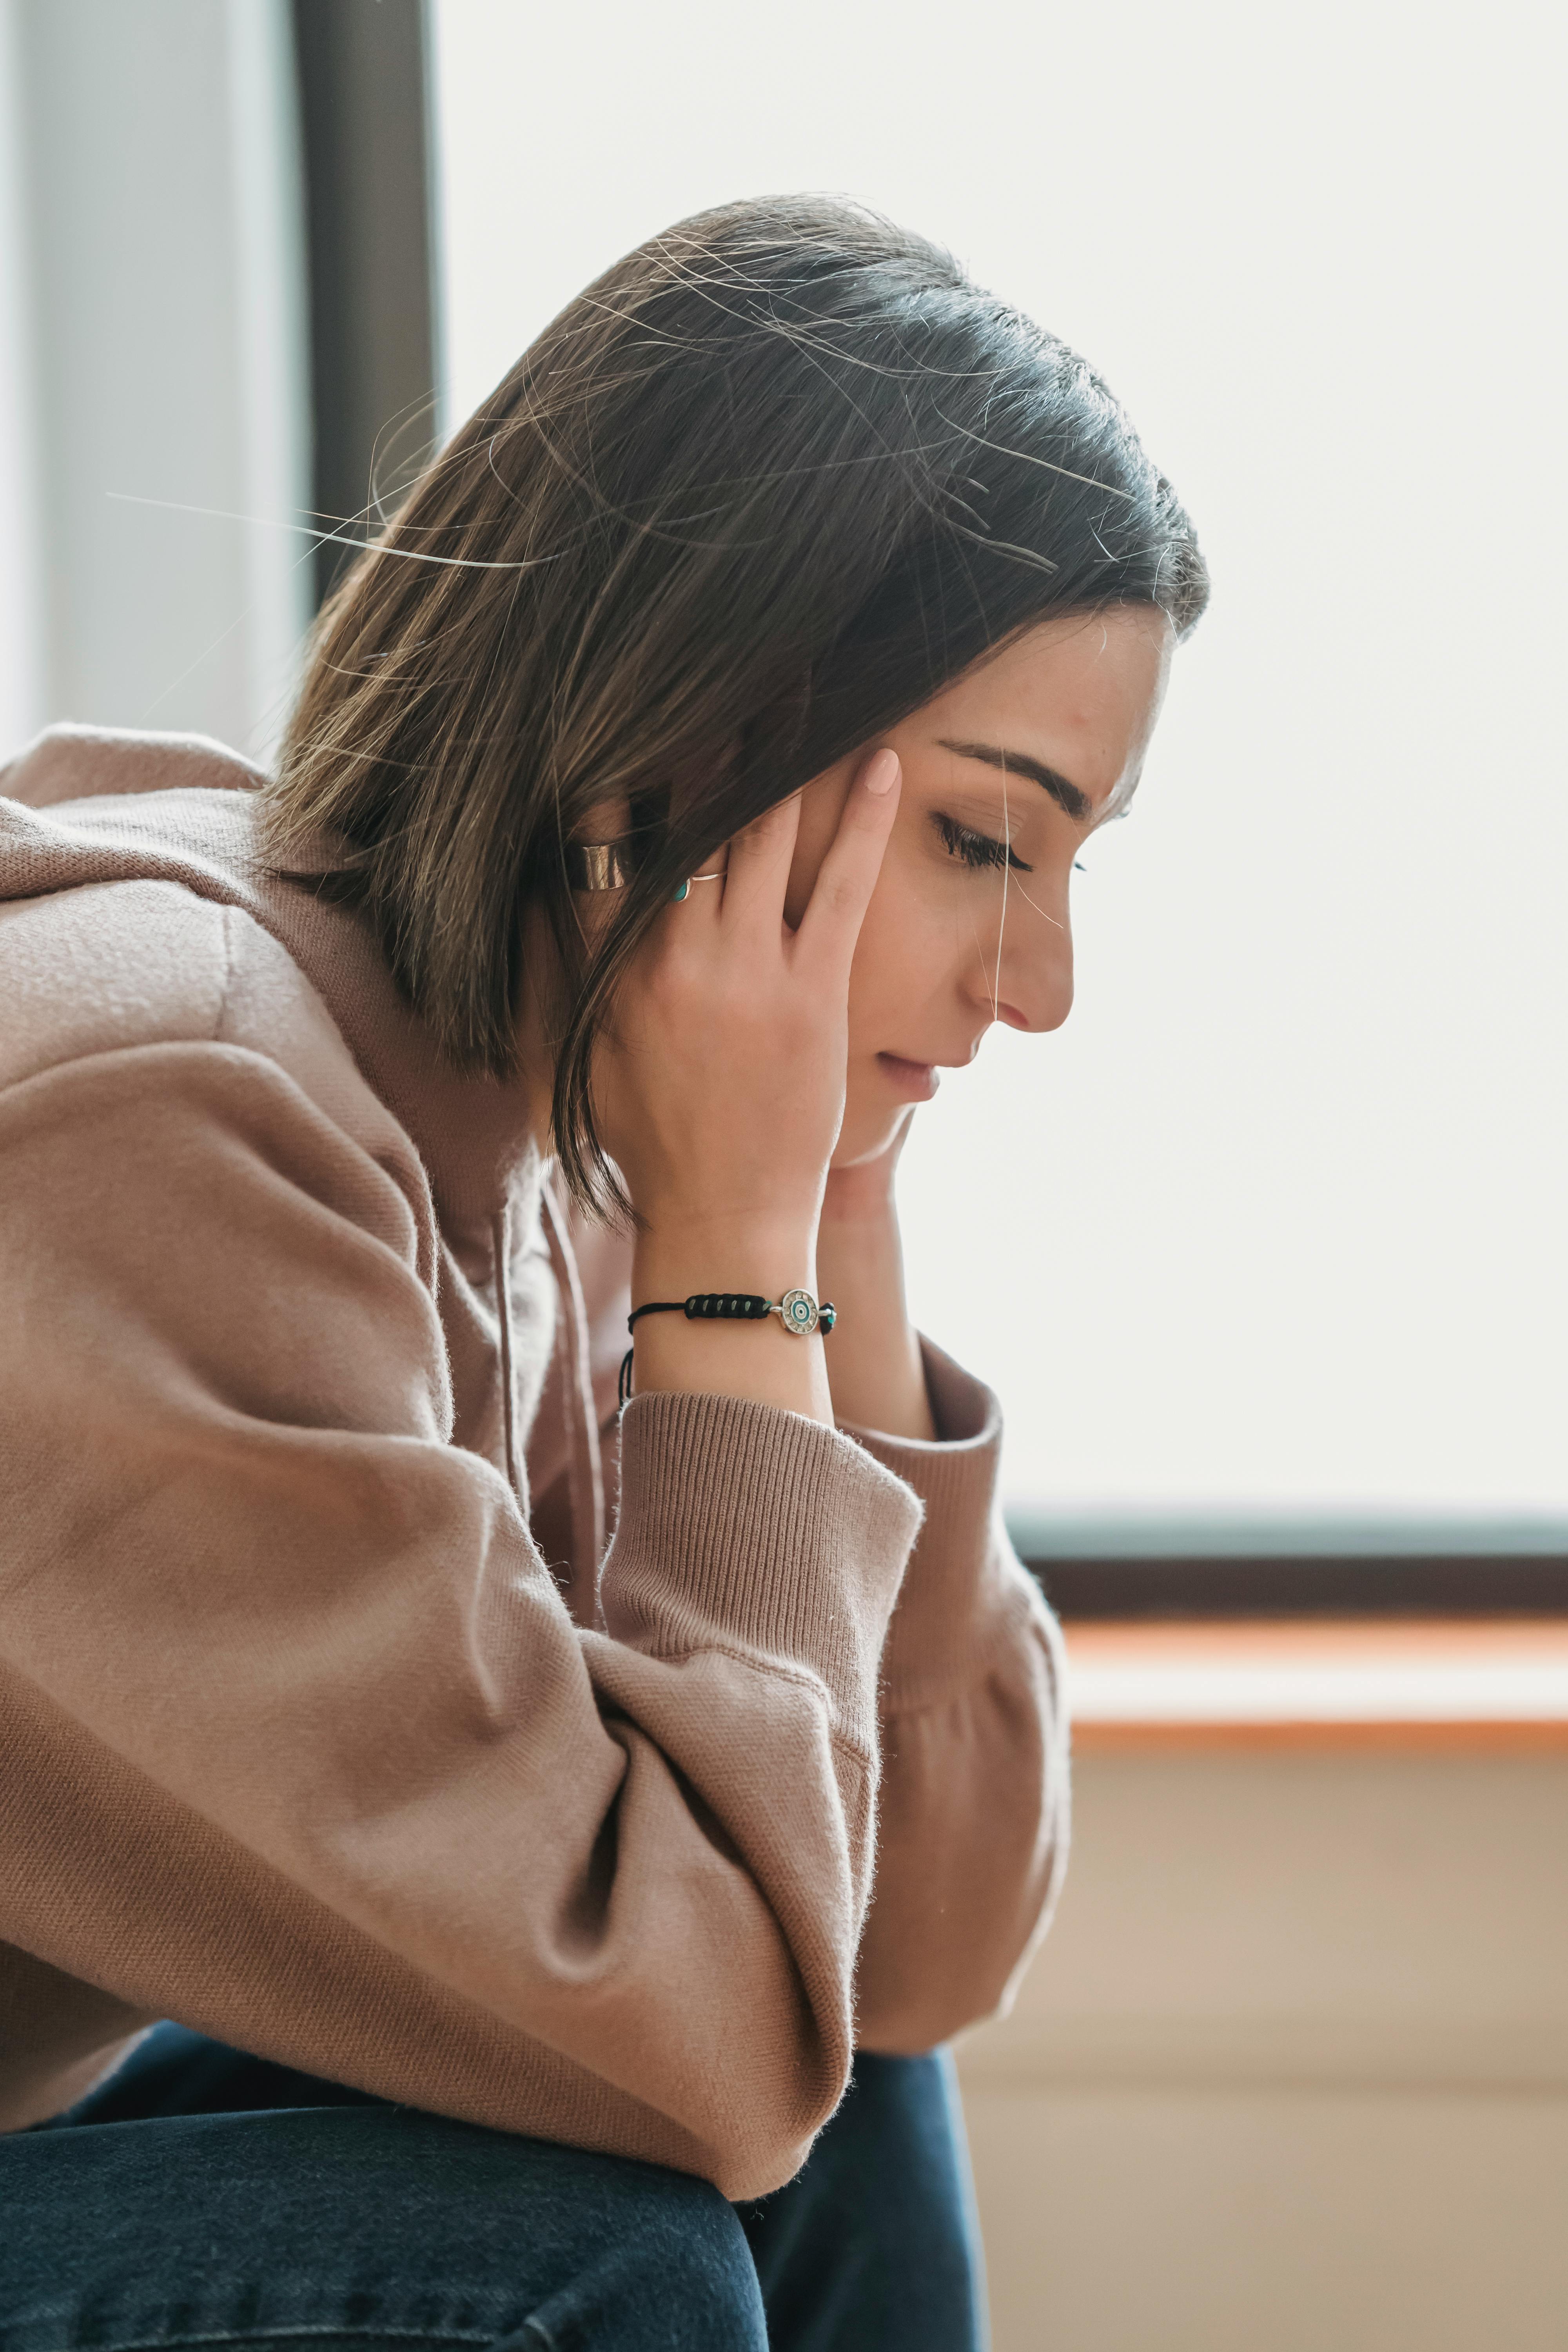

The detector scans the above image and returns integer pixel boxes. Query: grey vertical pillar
[292,0,442,606]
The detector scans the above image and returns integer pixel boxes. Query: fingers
[657,848,726,934]
[796,748,900,973]
[679,850,728,897]
[721,789,801,922]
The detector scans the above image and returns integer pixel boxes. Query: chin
[830,1103,908,1171]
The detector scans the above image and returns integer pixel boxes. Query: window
[432,0,1567,1568]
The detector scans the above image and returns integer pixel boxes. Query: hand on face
[591,748,902,1258]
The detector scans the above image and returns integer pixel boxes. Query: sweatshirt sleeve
[843,1340,1071,2053]
[0,1009,920,2195]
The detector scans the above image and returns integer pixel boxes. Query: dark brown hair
[265,195,1207,1209]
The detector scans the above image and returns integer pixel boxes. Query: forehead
[934,606,1172,742]
[895,606,1173,826]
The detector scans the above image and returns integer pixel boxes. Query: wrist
[817,1192,897,1243]
[624,1256,834,1425]
[633,1216,819,1299]
[815,1201,900,1293]
[819,1168,900,1234]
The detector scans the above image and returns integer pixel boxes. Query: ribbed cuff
[842,1338,1022,1704]
[603,1389,922,1754]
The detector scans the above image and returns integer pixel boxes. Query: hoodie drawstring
[540,1173,606,1586]
[491,1200,523,1508]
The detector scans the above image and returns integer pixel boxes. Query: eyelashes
[931,814,1092,880]
[932,812,1032,873]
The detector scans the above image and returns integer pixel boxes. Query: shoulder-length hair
[265,194,1208,1210]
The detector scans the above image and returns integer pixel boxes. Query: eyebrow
[936,738,1093,822]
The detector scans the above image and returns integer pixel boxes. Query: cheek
[845,865,952,1042]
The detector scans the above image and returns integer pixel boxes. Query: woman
[0,198,1205,2347]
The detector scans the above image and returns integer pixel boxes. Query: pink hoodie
[0,724,1067,2197]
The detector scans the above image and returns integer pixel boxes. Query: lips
[875,1052,941,1102]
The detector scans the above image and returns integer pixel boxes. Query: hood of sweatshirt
[0,723,543,1243]
[0,723,605,1567]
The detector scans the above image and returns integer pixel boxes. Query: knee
[518,2167,768,2352]
[666,2185,769,2350]
[799,2049,978,2260]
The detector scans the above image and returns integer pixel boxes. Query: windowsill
[1013,1515,1568,1616]
[1062,1617,1568,1751]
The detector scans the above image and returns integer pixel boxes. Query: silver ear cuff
[565,840,638,891]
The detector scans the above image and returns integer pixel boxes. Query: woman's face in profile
[787,603,1174,1167]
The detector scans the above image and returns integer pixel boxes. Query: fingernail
[864,749,899,796]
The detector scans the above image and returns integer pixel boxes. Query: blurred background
[2,3,1564,2343]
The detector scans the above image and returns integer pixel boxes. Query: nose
[966,893,1075,1035]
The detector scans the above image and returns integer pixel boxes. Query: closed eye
[932,812,1033,873]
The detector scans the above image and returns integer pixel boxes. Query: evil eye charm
[778,1288,820,1336]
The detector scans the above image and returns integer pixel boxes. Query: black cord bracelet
[618,1289,837,1406]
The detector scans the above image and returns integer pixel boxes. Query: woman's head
[268,194,1207,1206]
[790,601,1171,1168]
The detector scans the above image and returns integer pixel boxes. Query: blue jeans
[0,2025,986,2350]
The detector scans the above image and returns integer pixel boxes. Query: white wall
[0,0,311,766]
[433,0,1568,1522]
